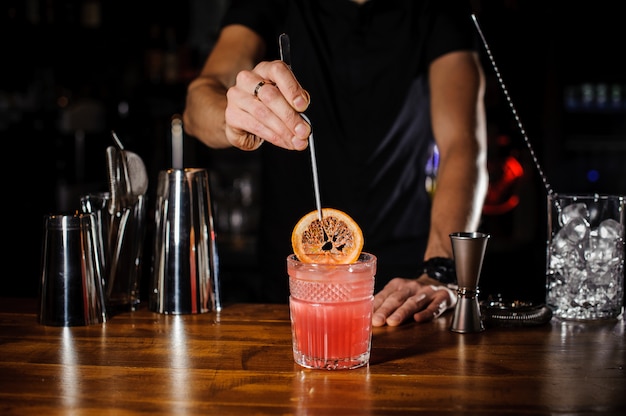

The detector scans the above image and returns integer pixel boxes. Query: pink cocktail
[287,253,376,370]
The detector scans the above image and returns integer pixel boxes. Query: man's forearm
[423,153,488,261]
[183,78,231,149]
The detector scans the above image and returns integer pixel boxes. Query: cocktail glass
[287,253,376,370]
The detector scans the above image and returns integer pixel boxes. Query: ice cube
[557,216,590,245]
[598,218,623,240]
[559,202,589,226]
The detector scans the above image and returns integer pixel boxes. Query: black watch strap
[422,257,456,285]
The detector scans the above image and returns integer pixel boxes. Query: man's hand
[224,60,311,151]
[372,278,457,326]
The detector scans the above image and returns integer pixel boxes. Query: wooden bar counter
[0,297,624,415]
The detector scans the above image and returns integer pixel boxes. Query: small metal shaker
[449,232,490,333]
[39,213,107,326]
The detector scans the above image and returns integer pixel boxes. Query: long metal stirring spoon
[471,14,554,200]
[279,33,324,222]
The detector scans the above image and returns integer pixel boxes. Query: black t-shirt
[220,0,478,302]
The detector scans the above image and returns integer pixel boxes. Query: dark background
[2,0,625,305]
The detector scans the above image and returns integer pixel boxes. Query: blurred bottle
[81,0,101,29]
[145,23,164,84]
[163,26,179,84]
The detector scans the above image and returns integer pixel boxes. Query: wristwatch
[422,257,456,285]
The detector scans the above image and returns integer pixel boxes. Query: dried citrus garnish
[291,208,364,264]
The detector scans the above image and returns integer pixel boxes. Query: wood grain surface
[0,298,624,415]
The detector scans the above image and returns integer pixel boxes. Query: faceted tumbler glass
[287,253,376,370]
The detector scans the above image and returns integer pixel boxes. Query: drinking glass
[287,253,376,370]
[80,192,146,314]
[546,194,625,320]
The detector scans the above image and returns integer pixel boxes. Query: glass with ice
[287,253,376,370]
[546,194,625,320]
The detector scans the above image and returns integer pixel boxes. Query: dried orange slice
[291,208,364,264]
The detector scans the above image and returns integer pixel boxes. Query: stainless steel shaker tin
[150,168,221,314]
[39,213,107,326]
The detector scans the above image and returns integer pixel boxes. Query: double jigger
[449,232,490,333]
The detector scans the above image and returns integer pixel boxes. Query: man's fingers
[412,288,455,322]
[372,293,428,327]
[372,295,403,327]
[373,283,457,327]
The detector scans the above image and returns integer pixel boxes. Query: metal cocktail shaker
[39,213,107,326]
[150,168,221,314]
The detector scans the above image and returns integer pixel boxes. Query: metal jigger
[449,232,490,333]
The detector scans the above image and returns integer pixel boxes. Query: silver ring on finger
[253,79,277,100]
